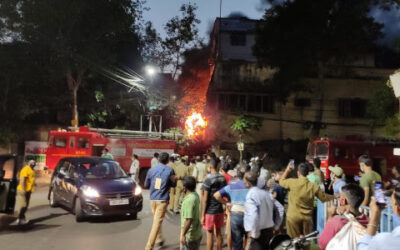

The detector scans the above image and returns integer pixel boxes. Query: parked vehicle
[45,126,176,185]
[306,137,400,180]
[0,154,18,214]
[270,231,319,250]
[48,157,143,222]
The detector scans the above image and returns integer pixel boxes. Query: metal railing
[317,198,396,233]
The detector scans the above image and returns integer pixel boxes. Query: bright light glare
[134,185,142,196]
[146,66,156,76]
[81,185,100,198]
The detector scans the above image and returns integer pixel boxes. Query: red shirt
[318,214,369,250]
[222,173,232,185]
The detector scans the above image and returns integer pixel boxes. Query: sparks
[185,111,207,138]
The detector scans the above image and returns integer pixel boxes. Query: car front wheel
[74,198,85,222]
[49,189,58,208]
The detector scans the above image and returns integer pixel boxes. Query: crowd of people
[142,152,400,250]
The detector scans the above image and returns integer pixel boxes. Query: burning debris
[185,111,207,138]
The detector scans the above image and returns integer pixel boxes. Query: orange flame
[185,111,207,138]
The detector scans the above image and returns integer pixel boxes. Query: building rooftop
[215,17,257,32]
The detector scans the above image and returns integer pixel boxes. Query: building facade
[206,17,398,156]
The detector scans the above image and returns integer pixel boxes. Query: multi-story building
[206,17,398,157]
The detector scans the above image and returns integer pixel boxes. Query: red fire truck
[45,126,177,183]
[306,137,400,180]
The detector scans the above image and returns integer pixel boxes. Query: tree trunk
[310,62,325,141]
[66,69,84,127]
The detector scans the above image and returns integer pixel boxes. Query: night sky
[143,0,265,39]
[144,0,400,46]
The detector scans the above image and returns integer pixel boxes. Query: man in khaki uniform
[168,156,177,211]
[188,158,195,176]
[280,162,335,238]
[16,160,36,225]
[171,157,188,213]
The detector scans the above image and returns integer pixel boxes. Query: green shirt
[101,153,114,160]
[181,192,202,241]
[360,170,382,203]
[307,172,321,186]
[307,172,321,207]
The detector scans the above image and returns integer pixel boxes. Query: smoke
[227,12,248,18]
[370,3,400,48]
[256,0,286,12]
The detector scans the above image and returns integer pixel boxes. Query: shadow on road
[0,212,68,235]
[87,215,142,224]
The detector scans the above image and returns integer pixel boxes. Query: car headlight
[81,185,100,198]
[134,185,142,196]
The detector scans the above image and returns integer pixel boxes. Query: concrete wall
[220,33,256,62]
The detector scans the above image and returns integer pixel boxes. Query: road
[0,187,209,250]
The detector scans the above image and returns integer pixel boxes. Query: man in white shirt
[244,172,278,250]
[151,152,159,168]
[130,154,140,183]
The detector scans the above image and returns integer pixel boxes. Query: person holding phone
[358,155,382,207]
[280,162,336,238]
[357,183,400,250]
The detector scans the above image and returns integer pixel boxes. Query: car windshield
[79,161,128,179]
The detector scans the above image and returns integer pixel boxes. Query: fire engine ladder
[69,127,184,140]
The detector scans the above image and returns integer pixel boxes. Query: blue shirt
[218,179,248,212]
[333,179,346,194]
[144,164,176,201]
[358,226,400,250]
[273,184,287,205]
[244,186,275,239]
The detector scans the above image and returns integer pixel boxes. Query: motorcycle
[270,231,319,250]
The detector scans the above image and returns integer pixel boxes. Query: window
[262,96,274,113]
[77,138,90,149]
[316,142,328,156]
[69,137,75,148]
[230,32,246,46]
[294,98,311,107]
[54,137,67,148]
[218,93,274,114]
[338,98,367,118]
[248,95,262,113]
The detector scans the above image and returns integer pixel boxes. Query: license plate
[109,198,129,206]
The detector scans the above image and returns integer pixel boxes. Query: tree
[1,0,143,126]
[366,81,397,134]
[140,22,171,72]
[254,0,383,139]
[231,115,261,163]
[163,3,201,78]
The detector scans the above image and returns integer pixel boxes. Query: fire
[185,111,207,138]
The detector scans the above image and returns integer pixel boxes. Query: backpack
[326,213,367,250]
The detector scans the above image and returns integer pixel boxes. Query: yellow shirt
[280,177,332,219]
[17,165,35,192]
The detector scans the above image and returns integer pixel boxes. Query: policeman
[171,157,188,214]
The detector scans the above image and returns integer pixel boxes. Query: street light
[146,65,156,76]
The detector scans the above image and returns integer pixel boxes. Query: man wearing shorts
[201,158,227,250]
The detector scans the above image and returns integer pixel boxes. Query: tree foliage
[366,81,397,129]
[0,0,143,125]
[231,115,262,140]
[142,4,200,78]
[254,0,383,102]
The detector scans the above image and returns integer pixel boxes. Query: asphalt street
[0,187,209,250]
